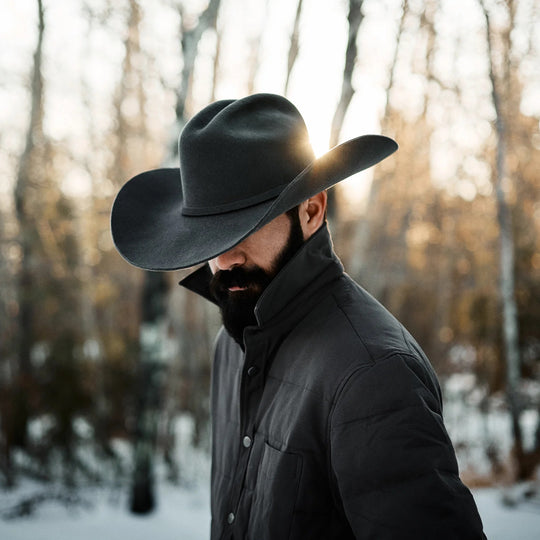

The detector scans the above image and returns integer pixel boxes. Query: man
[112,94,486,539]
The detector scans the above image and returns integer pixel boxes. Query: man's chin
[218,294,259,346]
[211,208,305,345]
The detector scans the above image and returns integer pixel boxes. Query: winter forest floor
[1,481,540,540]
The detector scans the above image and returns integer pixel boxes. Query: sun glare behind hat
[111,93,398,271]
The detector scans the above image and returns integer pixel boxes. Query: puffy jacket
[181,224,486,540]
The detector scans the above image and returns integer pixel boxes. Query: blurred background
[1,0,539,538]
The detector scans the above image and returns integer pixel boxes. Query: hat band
[181,182,289,216]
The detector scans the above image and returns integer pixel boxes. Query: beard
[209,209,305,346]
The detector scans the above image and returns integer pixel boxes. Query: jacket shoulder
[283,274,442,403]
[333,276,438,376]
[293,274,421,364]
[329,275,419,359]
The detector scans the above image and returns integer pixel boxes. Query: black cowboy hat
[111,93,397,271]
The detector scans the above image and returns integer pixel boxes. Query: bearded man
[111,94,486,539]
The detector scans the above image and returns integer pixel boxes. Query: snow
[0,482,210,540]
[2,482,540,539]
[2,406,539,539]
[474,486,540,540]
[443,373,540,479]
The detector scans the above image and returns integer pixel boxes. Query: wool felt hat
[111,93,398,271]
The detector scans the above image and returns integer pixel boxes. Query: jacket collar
[253,224,342,326]
[179,223,343,327]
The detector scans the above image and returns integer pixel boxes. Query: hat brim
[111,134,397,271]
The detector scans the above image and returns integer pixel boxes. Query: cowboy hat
[111,93,397,271]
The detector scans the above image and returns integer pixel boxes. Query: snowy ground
[1,481,540,539]
[475,486,540,540]
[0,481,210,540]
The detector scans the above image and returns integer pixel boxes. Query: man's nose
[213,245,246,271]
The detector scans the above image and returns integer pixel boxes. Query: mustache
[209,266,271,297]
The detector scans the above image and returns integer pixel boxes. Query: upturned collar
[179,223,343,327]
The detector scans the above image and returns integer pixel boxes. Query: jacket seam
[330,402,440,430]
[326,362,370,512]
[331,292,377,366]
[325,351,430,506]
[265,374,332,403]
[328,351,439,428]
[331,288,418,364]
[399,323,416,355]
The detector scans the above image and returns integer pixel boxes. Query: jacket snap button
[247,365,259,377]
[227,512,235,524]
[242,436,252,448]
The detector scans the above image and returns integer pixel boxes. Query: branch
[176,0,222,123]
[284,0,304,95]
[329,0,364,148]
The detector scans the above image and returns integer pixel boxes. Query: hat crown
[179,94,315,216]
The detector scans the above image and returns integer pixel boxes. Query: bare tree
[479,0,523,477]
[328,0,364,218]
[14,0,45,383]
[111,0,161,515]
[284,0,304,95]
[174,0,222,136]
[9,0,46,469]
[329,0,363,149]
[381,0,408,128]
[210,21,222,102]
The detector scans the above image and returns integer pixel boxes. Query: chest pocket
[248,441,303,539]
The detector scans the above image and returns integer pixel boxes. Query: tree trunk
[78,7,112,464]
[329,0,363,149]
[130,271,169,514]
[10,0,45,464]
[210,24,222,102]
[381,0,408,128]
[328,0,364,218]
[175,0,222,132]
[284,0,304,95]
[479,0,523,478]
[119,0,159,514]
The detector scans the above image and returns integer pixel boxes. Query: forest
[1,0,539,527]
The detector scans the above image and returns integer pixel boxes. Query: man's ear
[299,191,327,240]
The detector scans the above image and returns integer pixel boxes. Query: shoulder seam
[330,291,377,366]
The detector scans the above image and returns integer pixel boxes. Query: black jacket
[182,225,486,540]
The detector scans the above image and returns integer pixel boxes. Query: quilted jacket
[181,224,486,540]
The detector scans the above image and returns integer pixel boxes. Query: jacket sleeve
[329,353,486,539]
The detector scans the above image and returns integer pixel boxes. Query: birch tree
[479,0,523,478]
